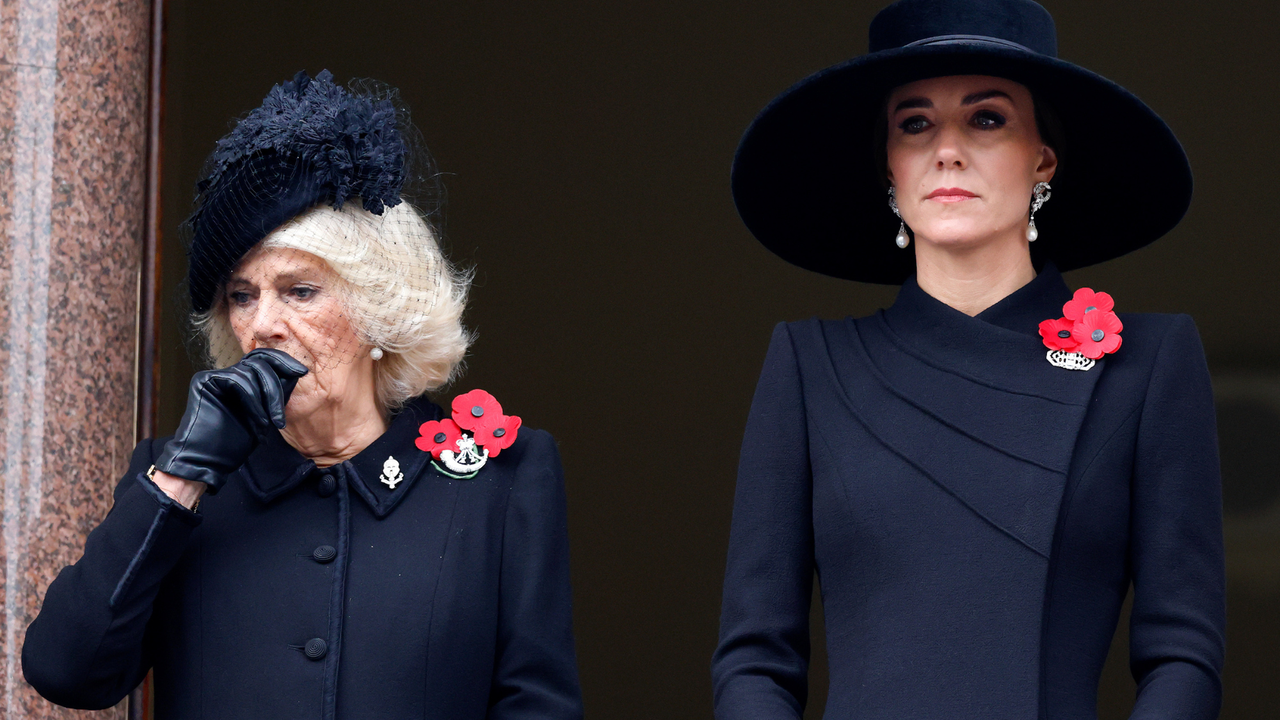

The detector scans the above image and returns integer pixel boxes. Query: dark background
[156,1,1279,717]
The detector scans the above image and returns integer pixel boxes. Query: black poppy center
[1086,305,1097,313]
[1057,330,1071,339]
[1091,329,1105,342]
[433,432,447,443]
[472,406,484,417]
[493,428,506,438]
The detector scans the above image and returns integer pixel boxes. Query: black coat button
[304,638,328,660]
[312,545,337,563]
[317,474,336,497]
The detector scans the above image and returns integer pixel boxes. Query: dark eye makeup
[895,108,1009,135]
[898,115,930,134]
[971,109,1007,129]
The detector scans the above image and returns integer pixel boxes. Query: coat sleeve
[22,438,201,710]
[712,323,814,720]
[1128,315,1226,720]
[487,429,584,720]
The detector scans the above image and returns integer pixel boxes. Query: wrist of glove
[154,348,308,494]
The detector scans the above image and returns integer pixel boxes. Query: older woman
[713,1,1224,719]
[23,71,582,719]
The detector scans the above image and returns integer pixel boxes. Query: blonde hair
[192,201,472,412]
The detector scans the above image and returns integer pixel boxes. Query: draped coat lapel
[817,267,1103,557]
[714,264,1225,720]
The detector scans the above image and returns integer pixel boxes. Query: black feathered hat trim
[185,70,407,313]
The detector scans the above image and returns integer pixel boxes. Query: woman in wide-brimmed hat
[713,1,1224,718]
[24,71,582,719]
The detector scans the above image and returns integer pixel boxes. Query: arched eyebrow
[225,270,315,288]
[962,90,1013,105]
[893,89,1013,113]
[893,97,932,112]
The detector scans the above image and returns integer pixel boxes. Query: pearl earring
[888,187,909,248]
[1028,181,1052,242]
[369,347,384,361]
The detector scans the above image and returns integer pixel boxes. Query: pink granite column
[0,0,151,717]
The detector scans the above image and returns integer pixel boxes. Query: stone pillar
[0,0,151,717]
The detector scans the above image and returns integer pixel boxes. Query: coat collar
[973,262,1073,336]
[342,397,443,518]
[880,262,1097,405]
[238,395,444,518]
[817,262,1105,558]
[885,261,1071,341]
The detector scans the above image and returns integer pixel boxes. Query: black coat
[712,267,1225,719]
[23,395,583,720]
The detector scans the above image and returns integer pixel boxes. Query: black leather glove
[153,348,309,494]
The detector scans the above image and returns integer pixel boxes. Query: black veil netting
[180,70,467,398]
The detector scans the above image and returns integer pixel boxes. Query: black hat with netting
[183,70,467,408]
[186,69,427,314]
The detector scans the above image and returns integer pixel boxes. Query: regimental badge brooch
[380,456,405,489]
[1038,288,1123,371]
[414,389,521,478]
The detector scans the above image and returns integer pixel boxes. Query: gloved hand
[153,348,309,494]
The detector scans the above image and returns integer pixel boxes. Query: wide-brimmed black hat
[731,0,1192,284]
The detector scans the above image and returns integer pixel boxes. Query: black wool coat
[23,395,583,720]
[712,267,1225,720]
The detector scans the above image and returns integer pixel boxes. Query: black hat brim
[187,154,330,314]
[731,43,1192,284]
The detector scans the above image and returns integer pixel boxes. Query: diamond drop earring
[1027,181,1052,242]
[888,187,909,248]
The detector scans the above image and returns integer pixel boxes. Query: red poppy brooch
[1038,288,1123,371]
[415,389,522,477]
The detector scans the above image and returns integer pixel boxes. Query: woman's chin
[283,388,323,424]
[916,225,1024,252]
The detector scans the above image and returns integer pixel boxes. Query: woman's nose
[250,294,288,345]
[933,122,967,170]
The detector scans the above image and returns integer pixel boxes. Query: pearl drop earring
[888,187,909,248]
[1028,181,1052,242]
[369,347,384,361]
